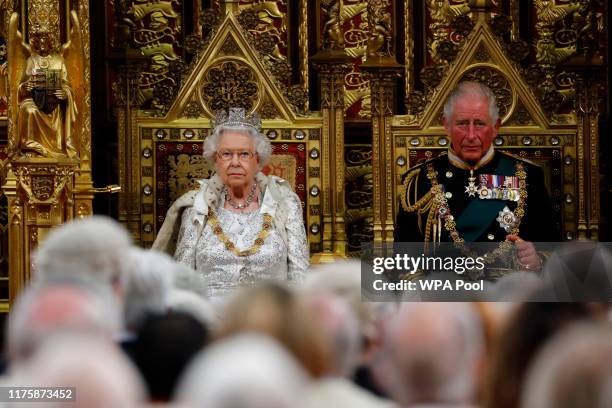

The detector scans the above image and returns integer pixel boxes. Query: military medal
[465,169,478,197]
[477,174,520,201]
[496,206,517,232]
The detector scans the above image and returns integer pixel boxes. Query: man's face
[443,95,500,164]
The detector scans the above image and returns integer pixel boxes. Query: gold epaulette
[400,167,434,213]
[399,155,445,213]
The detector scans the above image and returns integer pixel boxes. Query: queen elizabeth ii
[153,108,309,302]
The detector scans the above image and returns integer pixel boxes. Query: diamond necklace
[224,182,257,210]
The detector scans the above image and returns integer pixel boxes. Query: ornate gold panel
[387,4,590,242]
[120,9,325,254]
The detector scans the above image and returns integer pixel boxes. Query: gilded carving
[12,165,74,204]
[167,154,210,201]
[405,91,426,115]
[460,67,512,119]
[8,11,84,159]
[346,159,373,223]
[112,0,182,109]
[27,0,60,44]
[318,64,346,110]
[220,36,241,56]
[199,60,260,114]
[237,2,287,62]
[366,0,393,58]
[182,100,204,119]
[321,0,344,50]
[76,202,90,218]
[259,100,280,119]
[31,175,53,201]
[534,0,581,66]
[427,0,469,63]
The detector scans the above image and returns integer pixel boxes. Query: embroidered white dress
[174,183,309,304]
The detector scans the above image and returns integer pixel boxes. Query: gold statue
[8,11,85,158]
[321,0,344,50]
[367,0,393,58]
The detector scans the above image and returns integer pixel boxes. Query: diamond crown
[212,108,262,132]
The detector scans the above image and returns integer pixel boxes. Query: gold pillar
[575,74,601,240]
[116,57,148,244]
[312,52,352,258]
[361,0,403,243]
[362,67,402,243]
[4,158,79,304]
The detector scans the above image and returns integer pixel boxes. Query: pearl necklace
[224,182,257,210]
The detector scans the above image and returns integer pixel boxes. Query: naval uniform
[394,148,557,244]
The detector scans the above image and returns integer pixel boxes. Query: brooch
[496,206,517,232]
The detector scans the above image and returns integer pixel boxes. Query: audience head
[6,283,120,365]
[167,289,218,329]
[176,334,308,408]
[306,260,375,340]
[483,302,594,408]
[306,293,361,377]
[521,322,612,408]
[219,282,330,377]
[12,332,145,408]
[379,302,484,406]
[33,216,133,293]
[123,248,174,332]
[134,311,209,402]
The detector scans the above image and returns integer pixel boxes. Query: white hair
[443,81,500,123]
[306,293,362,377]
[123,248,174,332]
[305,260,376,339]
[33,216,134,290]
[11,332,146,408]
[521,322,612,408]
[167,289,218,330]
[6,283,121,365]
[176,334,308,407]
[380,302,484,405]
[203,125,273,169]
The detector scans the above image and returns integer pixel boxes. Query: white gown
[174,190,309,304]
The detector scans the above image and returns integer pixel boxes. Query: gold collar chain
[426,161,527,265]
[208,208,273,257]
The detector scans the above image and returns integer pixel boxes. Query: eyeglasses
[217,150,257,161]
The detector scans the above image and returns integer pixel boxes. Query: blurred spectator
[521,322,612,408]
[167,289,218,329]
[134,311,209,402]
[32,216,135,317]
[305,261,390,396]
[300,293,396,408]
[9,332,145,408]
[123,248,174,333]
[376,302,484,407]
[219,282,330,377]
[6,283,120,366]
[483,302,593,408]
[175,334,308,408]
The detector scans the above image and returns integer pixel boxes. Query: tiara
[212,108,262,132]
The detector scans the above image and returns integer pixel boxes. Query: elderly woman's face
[215,131,260,188]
